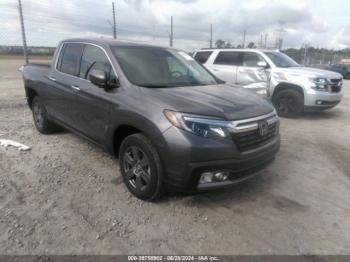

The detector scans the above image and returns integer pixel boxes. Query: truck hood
[142,84,274,120]
[275,66,343,79]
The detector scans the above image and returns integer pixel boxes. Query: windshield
[112,46,218,87]
[264,52,299,68]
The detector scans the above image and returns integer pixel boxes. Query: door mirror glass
[257,61,268,68]
[89,69,107,88]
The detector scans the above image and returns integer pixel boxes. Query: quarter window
[214,51,242,66]
[194,51,213,64]
[59,43,84,76]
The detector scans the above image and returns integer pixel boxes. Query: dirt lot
[0,59,350,255]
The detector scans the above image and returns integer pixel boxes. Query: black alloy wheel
[273,89,304,117]
[119,134,163,200]
[123,146,151,192]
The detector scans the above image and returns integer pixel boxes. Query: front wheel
[119,134,163,201]
[273,89,304,118]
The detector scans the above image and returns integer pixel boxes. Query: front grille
[329,79,342,93]
[330,79,341,84]
[331,85,341,92]
[232,122,278,152]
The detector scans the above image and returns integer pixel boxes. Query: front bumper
[304,88,343,108]
[156,125,280,192]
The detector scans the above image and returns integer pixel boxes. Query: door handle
[49,76,56,81]
[213,69,219,71]
[71,85,80,91]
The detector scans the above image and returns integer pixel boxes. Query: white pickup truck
[193,49,344,117]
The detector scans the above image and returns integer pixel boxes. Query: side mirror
[257,61,268,68]
[89,69,107,88]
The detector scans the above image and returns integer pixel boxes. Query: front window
[242,52,265,67]
[264,52,299,68]
[111,46,218,87]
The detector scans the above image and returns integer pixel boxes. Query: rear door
[72,44,117,144]
[206,51,242,83]
[236,52,268,91]
[47,43,84,127]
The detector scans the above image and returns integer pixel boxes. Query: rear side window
[79,45,114,81]
[214,51,242,66]
[194,51,213,64]
[59,43,84,76]
[242,52,264,67]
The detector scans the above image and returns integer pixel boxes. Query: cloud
[0,0,348,50]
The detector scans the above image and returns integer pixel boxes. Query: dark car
[328,64,350,79]
[22,38,280,200]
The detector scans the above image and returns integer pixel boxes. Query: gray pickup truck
[21,38,280,200]
[194,49,344,117]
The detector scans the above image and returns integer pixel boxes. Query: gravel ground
[0,59,349,255]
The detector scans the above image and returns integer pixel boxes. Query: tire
[273,89,304,118]
[31,96,57,134]
[346,73,350,80]
[119,133,163,201]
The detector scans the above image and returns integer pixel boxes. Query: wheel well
[26,88,38,109]
[272,83,304,100]
[113,125,141,157]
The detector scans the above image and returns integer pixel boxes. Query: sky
[1,0,350,51]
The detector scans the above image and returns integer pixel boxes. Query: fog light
[214,172,229,181]
[316,100,323,105]
[199,172,213,184]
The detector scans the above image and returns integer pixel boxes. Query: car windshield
[112,46,218,87]
[264,52,299,68]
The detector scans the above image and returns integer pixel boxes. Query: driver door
[236,52,269,93]
[73,44,117,144]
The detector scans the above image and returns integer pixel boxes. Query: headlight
[164,110,230,139]
[310,77,328,91]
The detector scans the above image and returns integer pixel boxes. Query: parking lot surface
[0,59,349,254]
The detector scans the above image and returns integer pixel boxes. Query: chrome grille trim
[182,111,278,134]
[228,111,278,134]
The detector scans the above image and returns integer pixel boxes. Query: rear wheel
[273,89,304,118]
[119,134,163,201]
[345,73,350,80]
[32,96,57,134]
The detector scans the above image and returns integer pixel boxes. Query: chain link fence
[284,48,350,68]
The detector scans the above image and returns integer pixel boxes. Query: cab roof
[61,37,171,49]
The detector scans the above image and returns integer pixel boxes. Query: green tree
[215,39,226,48]
[247,42,256,48]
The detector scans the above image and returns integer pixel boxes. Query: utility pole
[18,0,28,64]
[260,34,263,48]
[264,33,268,49]
[112,1,117,39]
[170,16,173,47]
[242,29,246,48]
[209,24,213,48]
[303,43,308,65]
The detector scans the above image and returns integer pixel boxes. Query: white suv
[193,49,344,117]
